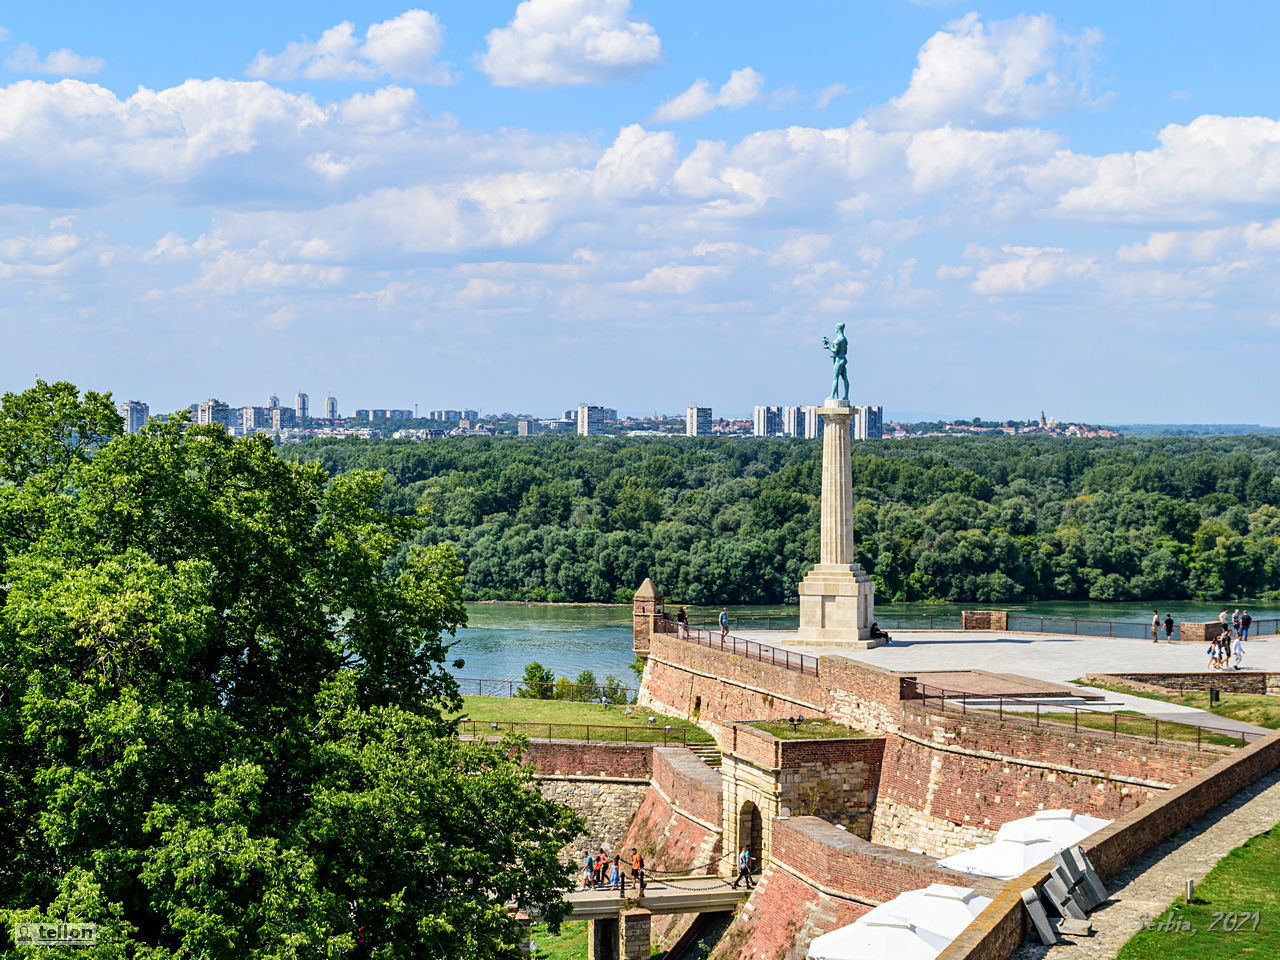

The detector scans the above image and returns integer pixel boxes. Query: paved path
[1064,683,1268,737]
[1009,768,1280,959]
[563,876,748,919]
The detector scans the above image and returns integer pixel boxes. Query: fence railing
[457,718,688,744]
[1006,614,1280,641]
[455,677,636,702]
[900,679,1263,750]
[687,612,962,632]
[655,618,818,676]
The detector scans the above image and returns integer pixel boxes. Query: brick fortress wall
[1085,671,1280,696]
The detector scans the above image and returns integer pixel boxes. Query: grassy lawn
[452,695,714,744]
[1075,678,1280,730]
[1116,825,1280,959]
[1032,710,1245,748]
[749,718,869,739]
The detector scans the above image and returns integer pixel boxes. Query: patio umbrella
[937,836,1060,881]
[858,884,994,938]
[994,809,1111,847]
[806,914,953,960]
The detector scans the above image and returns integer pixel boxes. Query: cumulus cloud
[1055,115,1280,222]
[247,9,453,83]
[871,13,1103,129]
[6,42,104,76]
[478,0,661,88]
[815,82,849,110]
[650,68,764,123]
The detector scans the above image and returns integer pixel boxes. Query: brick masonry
[963,610,1009,631]
[1085,671,1280,696]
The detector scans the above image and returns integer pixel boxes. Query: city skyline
[3,3,1280,422]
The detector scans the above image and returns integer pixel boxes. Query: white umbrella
[937,836,1060,881]
[858,884,993,938]
[806,914,952,960]
[995,809,1111,847]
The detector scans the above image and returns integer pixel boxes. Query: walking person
[1232,609,1242,637]
[1241,610,1252,641]
[730,846,755,889]
[719,608,729,641]
[1219,609,1230,635]
[1163,612,1175,643]
[595,848,609,886]
[607,855,622,891]
[630,847,645,895]
[677,606,689,639]
[1151,610,1160,643]
[583,852,596,888]
[1233,632,1245,670]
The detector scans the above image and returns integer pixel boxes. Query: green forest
[282,434,1280,605]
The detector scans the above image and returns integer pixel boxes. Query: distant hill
[1111,424,1280,436]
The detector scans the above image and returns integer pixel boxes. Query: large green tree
[0,383,580,958]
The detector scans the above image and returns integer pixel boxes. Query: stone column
[796,399,879,647]
[619,909,652,960]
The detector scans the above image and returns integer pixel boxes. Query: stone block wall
[776,738,884,837]
[1180,621,1225,644]
[522,739,653,780]
[1086,671,1280,696]
[870,706,1220,858]
[708,817,992,960]
[541,779,649,860]
[962,610,1009,631]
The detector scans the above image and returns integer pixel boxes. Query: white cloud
[6,42,104,76]
[247,10,453,84]
[815,82,849,110]
[1055,116,1280,222]
[650,68,764,123]
[478,0,661,88]
[871,13,1102,130]
[592,124,677,198]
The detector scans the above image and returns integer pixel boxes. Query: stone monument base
[796,563,882,648]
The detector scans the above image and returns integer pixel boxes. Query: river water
[448,599,1280,687]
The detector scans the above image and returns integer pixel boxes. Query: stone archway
[738,801,764,875]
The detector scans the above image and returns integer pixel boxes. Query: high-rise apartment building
[801,405,823,439]
[686,405,712,437]
[517,419,541,436]
[240,406,272,431]
[752,405,782,437]
[272,408,296,430]
[324,396,338,419]
[576,405,605,436]
[428,409,478,421]
[294,392,309,420]
[853,404,884,440]
[118,400,149,434]
[388,409,412,420]
[196,399,234,431]
[782,405,807,438]
[269,394,280,409]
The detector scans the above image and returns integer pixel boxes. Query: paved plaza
[750,630,1280,684]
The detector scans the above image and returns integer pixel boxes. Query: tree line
[281,433,1280,605]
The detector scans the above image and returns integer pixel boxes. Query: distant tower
[686,405,712,437]
[295,392,309,420]
[1039,410,1048,430]
[118,400,149,434]
[324,395,338,419]
[269,394,280,409]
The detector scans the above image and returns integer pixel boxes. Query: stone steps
[687,743,723,767]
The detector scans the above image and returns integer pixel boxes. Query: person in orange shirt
[630,847,645,893]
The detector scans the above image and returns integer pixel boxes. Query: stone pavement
[1009,768,1280,959]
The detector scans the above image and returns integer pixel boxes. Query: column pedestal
[795,398,880,648]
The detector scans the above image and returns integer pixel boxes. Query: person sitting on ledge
[869,622,892,643]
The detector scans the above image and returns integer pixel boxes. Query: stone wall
[1180,621,1226,644]
[708,817,994,960]
[938,727,1280,960]
[522,739,653,780]
[1086,671,1280,696]
[541,779,649,860]
[962,611,1009,630]
[870,706,1221,858]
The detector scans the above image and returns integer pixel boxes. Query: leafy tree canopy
[0,383,580,959]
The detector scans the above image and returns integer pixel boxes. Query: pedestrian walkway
[1010,768,1280,959]
[563,876,748,919]
[1064,683,1269,738]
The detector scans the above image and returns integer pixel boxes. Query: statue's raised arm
[824,322,849,402]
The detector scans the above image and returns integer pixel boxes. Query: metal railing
[901,679,1264,750]
[455,677,637,701]
[656,618,818,676]
[457,718,689,744]
[1006,614,1280,641]
[687,612,961,632]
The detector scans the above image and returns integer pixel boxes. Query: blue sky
[2,1,1279,422]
